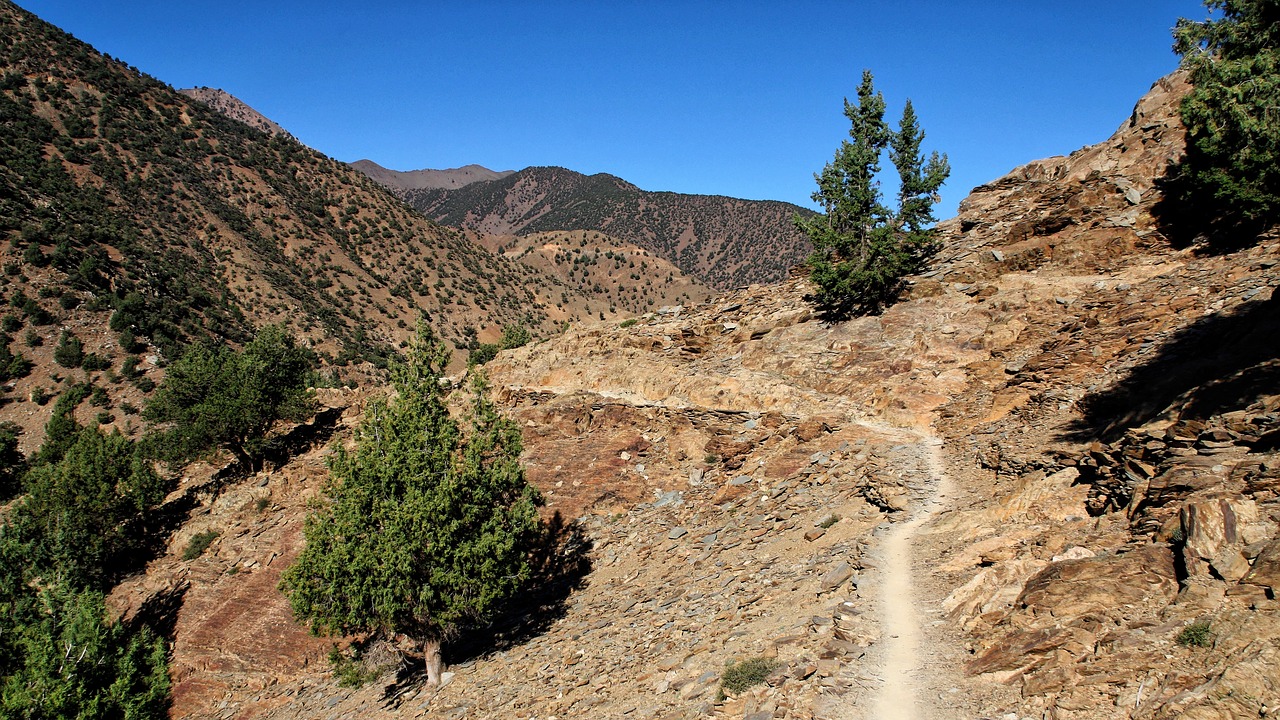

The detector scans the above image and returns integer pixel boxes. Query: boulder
[1015,545,1178,620]
[1242,538,1280,593]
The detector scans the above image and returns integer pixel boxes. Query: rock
[1015,546,1178,620]
[667,527,689,540]
[730,475,755,486]
[1209,547,1250,582]
[1181,497,1258,573]
[1242,538,1280,592]
[819,562,854,592]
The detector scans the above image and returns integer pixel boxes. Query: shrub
[619,318,639,328]
[720,656,780,696]
[1177,619,1213,648]
[182,530,219,561]
[53,330,83,368]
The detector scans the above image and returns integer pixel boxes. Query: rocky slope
[379,165,815,291]
[0,1,636,448]
[107,70,1280,719]
[177,87,292,139]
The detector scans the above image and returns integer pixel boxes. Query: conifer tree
[795,70,949,317]
[1161,0,1280,244]
[144,324,315,468]
[281,321,543,685]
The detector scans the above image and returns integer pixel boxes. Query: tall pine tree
[795,71,949,318]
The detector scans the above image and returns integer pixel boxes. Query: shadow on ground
[1063,292,1280,443]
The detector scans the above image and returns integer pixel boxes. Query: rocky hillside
[470,228,712,318]
[0,1,641,447]
[103,69,1280,720]
[376,165,815,291]
[177,87,292,139]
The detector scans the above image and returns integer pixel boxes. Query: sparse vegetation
[1177,619,1214,647]
[182,529,220,561]
[327,645,383,688]
[719,656,780,696]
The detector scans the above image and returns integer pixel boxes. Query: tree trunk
[423,636,443,686]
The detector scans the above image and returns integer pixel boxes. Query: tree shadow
[448,510,594,661]
[1150,159,1272,253]
[122,579,189,643]
[1062,292,1280,443]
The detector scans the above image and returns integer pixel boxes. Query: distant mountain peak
[350,161,516,191]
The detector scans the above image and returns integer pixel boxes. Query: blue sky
[18,1,1208,218]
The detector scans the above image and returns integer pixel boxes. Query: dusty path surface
[860,430,956,720]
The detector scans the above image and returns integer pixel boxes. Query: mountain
[0,0,624,446]
[121,71,1280,720]
[349,160,515,191]
[178,87,292,139]
[377,165,816,291]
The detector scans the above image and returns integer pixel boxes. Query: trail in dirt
[866,431,953,720]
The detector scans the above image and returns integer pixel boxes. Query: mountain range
[360,164,816,291]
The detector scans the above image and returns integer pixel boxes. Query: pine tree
[1160,0,1280,244]
[281,321,543,685]
[795,70,949,318]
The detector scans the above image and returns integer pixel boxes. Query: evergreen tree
[12,427,167,590]
[282,321,543,685]
[0,581,170,720]
[795,70,949,318]
[144,324,316,468]
[1160,0,1280,244]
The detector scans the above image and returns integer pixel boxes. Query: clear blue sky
[17,1,1209,218]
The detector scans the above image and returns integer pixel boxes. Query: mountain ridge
[348,159,515,191]
[380,164,816,291]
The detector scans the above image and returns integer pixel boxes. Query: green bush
[720,656,780,695]
[1176,619,1214,647]
[53,330,83,368]
[182,530,219,561]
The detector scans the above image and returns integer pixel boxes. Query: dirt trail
[863,430,955,720]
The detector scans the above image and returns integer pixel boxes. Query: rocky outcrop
[178,86,293,139]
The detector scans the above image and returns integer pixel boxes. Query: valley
[1,2,1278,720]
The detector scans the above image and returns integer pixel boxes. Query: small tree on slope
[280,321,543,685]
[795,70,949,318]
